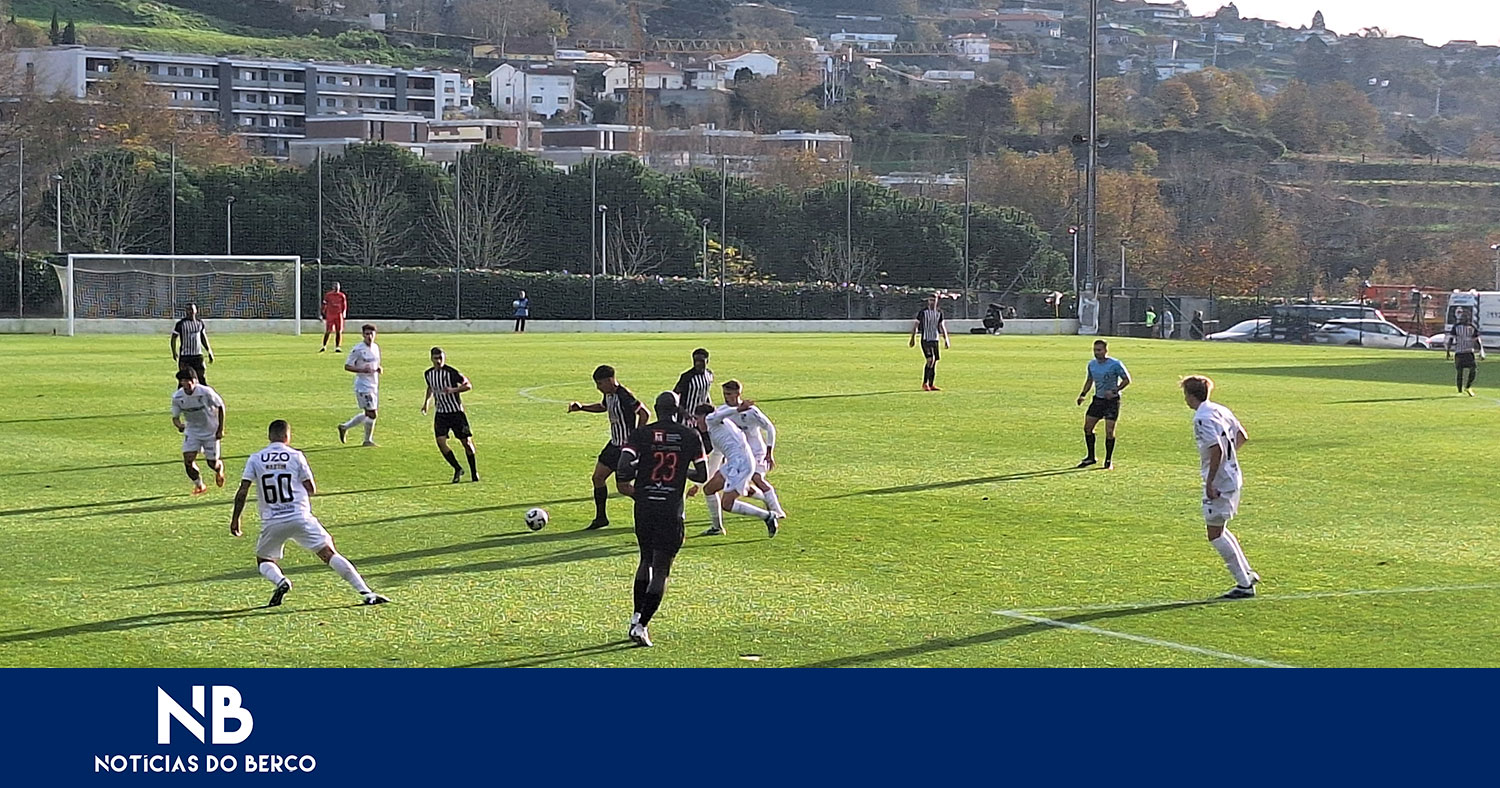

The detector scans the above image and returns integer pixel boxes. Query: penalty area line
[518,383,578,404]
[992,610,1296,668]
[998,583,1500,616]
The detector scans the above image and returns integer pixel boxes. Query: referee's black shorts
[1456,352,1477,369]
[434,411,472,439]
[1086,396,1121,421]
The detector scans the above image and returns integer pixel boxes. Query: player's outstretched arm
[230,480,252,537]
[569,401,606,413]
[688,456,709,483]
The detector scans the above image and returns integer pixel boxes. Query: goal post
[57,255,303,337]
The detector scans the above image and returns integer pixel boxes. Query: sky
[1181,0,1500,46]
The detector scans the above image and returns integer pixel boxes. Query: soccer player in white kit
[719,380,785,520]
[339,323,382,447]
[1182,375,1261,599]
[231,419,389,608]
[171,368,225,495]
[693,403,780,538]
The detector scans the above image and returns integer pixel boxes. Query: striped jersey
[425,365,466,413]
[605,386,643,447]
[172,318,207,355]
[915,308,945,342]
[673,367,715,412]
[1451,323,1482,354]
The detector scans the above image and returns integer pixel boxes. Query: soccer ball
[524,508,549,531]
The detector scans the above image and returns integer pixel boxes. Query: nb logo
[157,686,254,745]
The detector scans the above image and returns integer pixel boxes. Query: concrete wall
[0,318,1079,335]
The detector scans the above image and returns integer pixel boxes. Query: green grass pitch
[1,332,1497,667]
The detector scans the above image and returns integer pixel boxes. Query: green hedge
[302,266,936,321]
[0,259,64,317]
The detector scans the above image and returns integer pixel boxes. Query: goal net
[57,255,302,336]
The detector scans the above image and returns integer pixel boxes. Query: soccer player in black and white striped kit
[421,347,479,483]
[1447,307,1485,396]
[908,293,951,391]
[171,303,214,385]
[673,348,723,532]
[569,365,649,530]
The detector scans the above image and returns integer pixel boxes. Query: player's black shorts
[1086,396,1121,421]
[634,508,686,555]
[178,354,206,382]
[597,442,623,469]
[921,340,941,361]
[1456,352,1477,369]
[434,411,472,439]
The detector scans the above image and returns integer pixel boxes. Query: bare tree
[60,150,158,253]
[608,213,664,277]
[326,166,410,267]
[429,155,525,269]
[805,237,878,287]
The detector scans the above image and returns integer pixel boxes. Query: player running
[171,368,226,495]
[693,402,780,538]
[719,379,784,519]
[1446,306,1485,396]
[320,282,347,353]
[909,293,950,391]
[616,391,710,647]
[1182,375,1260,600]
[568,365,648,530]
[421,347,479,483]
[231,419,389,608]
[1076,340,1130,470]
[338,324,381,447]
[170,303,214,385]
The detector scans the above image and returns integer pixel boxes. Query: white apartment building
[7,45,473,157]
[488,63,576,119]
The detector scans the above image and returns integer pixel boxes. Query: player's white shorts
[1202,489,1241,525]
[255,515,333,561]
[355,390,379,411]
[719,454,754,496]
[754,456,771,476]
[182,432,220,460]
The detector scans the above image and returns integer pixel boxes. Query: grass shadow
[1326,395,1456,405]
[0,410,159,425]
[759,390,910,404]
[1211,357,1438,386]
[0,604,351,646]
[0,494,172,518]
[455,640,638,668]
[3,445,345,478]
[796,600,1220,668]
[44,482,451,522]
[338,496,594,528]
[823,468,1087,499]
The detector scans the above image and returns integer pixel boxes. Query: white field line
[993,610,1296,668]
[996,583,1500,616]
[518,383,580,404]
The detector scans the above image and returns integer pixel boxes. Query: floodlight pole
[53,174,63,254]
[1491,243,1500,290]
[225,195,236,256]
[15,139,22,320]
[1085,0,1099,296]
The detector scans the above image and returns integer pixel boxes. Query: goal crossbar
[62,254,303,337]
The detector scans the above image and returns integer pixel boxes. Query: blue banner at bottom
[0,669,1490,784]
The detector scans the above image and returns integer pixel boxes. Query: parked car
[1207,318,1273,341]
[1268,304,1387,343]
[1312,318,1430,349]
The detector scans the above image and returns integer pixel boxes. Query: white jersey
[171,385,224,435]
[705,405,755,464]
[1193,401,1245,493]
[725,405,776,461]
[346,341,381,393]
[241,442,315,525]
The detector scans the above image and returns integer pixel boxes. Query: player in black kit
[569,365,649,530]
[616,391,709,647]
[421,347,479,483]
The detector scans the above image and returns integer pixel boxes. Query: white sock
[328,553,371,595]
[363,418,376,443]
[1210,533,1252,587]
[762,486,784,516]
[258,562,287,586]
[706,493,724,531]
[1224,530,1254,575]
[729,498,769,519]
[341,413,366,430]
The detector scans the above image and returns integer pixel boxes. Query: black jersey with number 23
[620,422,705,519]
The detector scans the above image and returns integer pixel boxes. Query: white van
[1444,291,1500,341]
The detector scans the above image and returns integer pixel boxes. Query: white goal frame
[62,254,302,337]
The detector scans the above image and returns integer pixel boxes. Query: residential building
[993,13,1063,38]
[600,61,686,99]
[287,115,540,165]
[1154,58,1205,79]
[712,52,781,79]
[1132,3,1190,20]
[488,63,577,119]
[829,32,898,52]
[948,34,992,63]
[7,45,472,158]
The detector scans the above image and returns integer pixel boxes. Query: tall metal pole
[1492,244,1500,291]
[701,219,709,280]
[590,157,597,321]
[962,155,971,319]
[15,139,22,320]
[1119,240,1127,288]
[169,140,177,312]
[1070,227,1079,294]
[1085,0,1099,297]
[454,151,463,320]
[845,159,853,319]
[599,205,609,278]
[225,196,235,256]
[53,175,62,254]
[316,149,324,299]
[720,155,728,321]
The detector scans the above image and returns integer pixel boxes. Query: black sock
[1105,438,1116,463]
[929,366,937,386]
[441,449,461,471]
[1084,433,1096,460]
[632,577,649,616]
[186,466,201,482]
[1459,369,1466,392]
[593,486,608,522]
[465,449,478,478]
[1468,368,1477,389]
[640,591,664,626]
